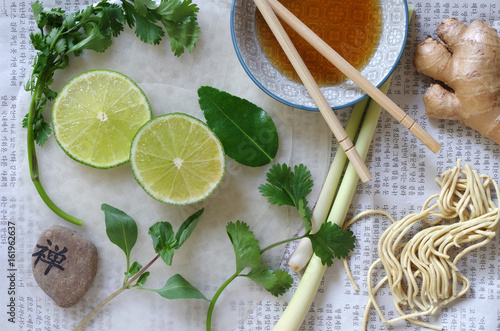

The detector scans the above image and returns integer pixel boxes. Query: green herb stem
[206,272,239,331]
[260,235,306,255]
[28,82,84,226]
[74,254,160,331]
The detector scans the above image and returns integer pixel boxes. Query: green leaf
[259,163,294,206]
[102,204,138,260]
[258,163,314,232]
[157,0,200,55]
[99,5,125,37]
[148,209,203,266]
[308,222,356,266]
[68,25,113,53]
[156,0,199,21]
[226,221,261,273]
[175,208,204,248]
[162,17,200,56]
[125,261,143,277]
[245,267,293,297]
[54,38,67,54]
[33,114,52,146]
[149,274,207,300]
[133,0,158,15]
[62,12,77,30]
[32,1,45,27]
[148,221,177,265]
[135,271,150,287]
[198,86,279,167]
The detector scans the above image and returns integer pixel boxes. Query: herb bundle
[25,0,201,225]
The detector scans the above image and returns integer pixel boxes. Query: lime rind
[130,113,226,205]
[52,69,152,169]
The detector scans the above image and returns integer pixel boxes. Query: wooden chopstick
[266,0,442,154]
[253,0,372,183]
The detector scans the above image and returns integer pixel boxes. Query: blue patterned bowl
[230,0,408,111]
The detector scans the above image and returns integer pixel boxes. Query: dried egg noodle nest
[343,160,500,330]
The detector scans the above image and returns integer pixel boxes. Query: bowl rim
[230,0,409,111]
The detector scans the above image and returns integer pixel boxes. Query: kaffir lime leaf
[52,69,152,169]
[130,113,226,205]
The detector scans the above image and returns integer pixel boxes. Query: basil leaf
[198,86,279,167]
[125,261,142,277]
[149,274,207,300]
[175,208,204,248]
[102,203,138,260]
[148,221,177,265]
[134,271,150,288]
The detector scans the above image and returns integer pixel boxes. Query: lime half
[130,113,226,205]
[52,69,152,168]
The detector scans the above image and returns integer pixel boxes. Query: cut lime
[130,113,226,205]
[52,69,152,168]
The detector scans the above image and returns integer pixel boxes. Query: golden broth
[256,0,383,86]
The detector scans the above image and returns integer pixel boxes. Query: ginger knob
[413,18,500,144]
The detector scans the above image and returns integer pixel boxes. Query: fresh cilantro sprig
[259,163,356,266]
[74,204,207,331]
[25,0,201,226]
[206,163,356,330]
[259,163,314,232]
[206,221,293,330]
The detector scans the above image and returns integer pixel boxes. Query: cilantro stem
[206,272,239,331]
[27,82,84,226]
[74,254,160,331]
[260,235,307,254]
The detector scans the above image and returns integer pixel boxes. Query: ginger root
[413,18,500,144]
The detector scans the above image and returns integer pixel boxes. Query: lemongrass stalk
[274,75,394,331]
[288,97,369,272]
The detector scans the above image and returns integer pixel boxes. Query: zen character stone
[32,225,98,308]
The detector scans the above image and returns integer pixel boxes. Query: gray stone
[32,225,98,308]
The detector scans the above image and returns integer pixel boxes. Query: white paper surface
[1,0,500,331]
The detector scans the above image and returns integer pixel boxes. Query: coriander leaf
[259,163,314,232]
[259,163,293,206]
[157,0,201,55]
[102,203,138,261]
[32,1,44,27]
[309,222,356,266]
[125,261,143,278]
[133,0,158,15]
[68,25,113,53]
[198,86,279,167]
[175,208,204,248]
[121,0,164,45]
[62,12,77,30]
[163,17,200,56]
[33,115,52,146]
[134,271,150,287]
[148,221,177,265]
[149,274,207,300]
[29,32,45,51]
[245,267,293,297]
[226,221,262,272]
[297,199,313,233]
[156,0,199,21]
[133,12,165,45]
[291,164,313,201]
[99,5,125,37]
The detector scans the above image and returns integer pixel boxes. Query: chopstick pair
[253,0,442,183]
